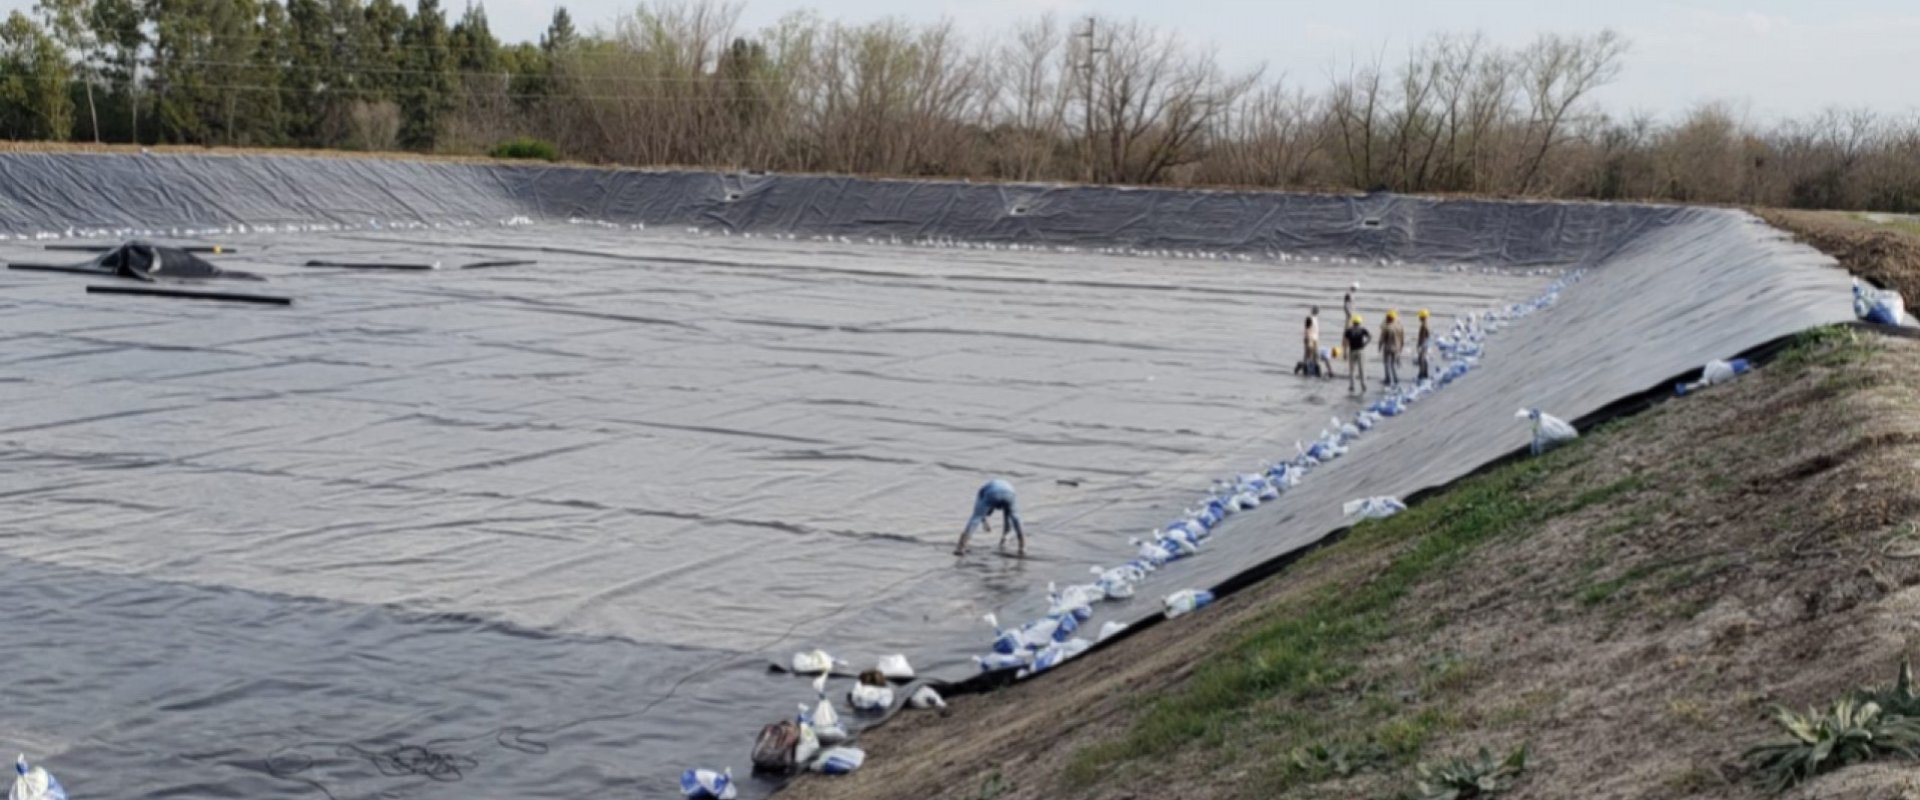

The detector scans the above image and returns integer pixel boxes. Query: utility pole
[1074,16,1105,183]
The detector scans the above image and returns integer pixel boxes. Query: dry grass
[1755,208,1920,302]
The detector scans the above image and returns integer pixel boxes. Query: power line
[145,57,800,85]
[86,75,804,104]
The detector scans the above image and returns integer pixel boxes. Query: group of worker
[951,283,1437,559]
[1296,282,1432,394]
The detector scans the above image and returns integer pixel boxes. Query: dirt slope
[781,330,1920,800]
[1756,208,1920,303]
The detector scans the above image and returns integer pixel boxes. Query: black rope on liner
[86,285,292,305]
[7,263,108,275]
[302,260,440,270]
[46,244,238,254]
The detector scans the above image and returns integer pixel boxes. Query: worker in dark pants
[1380,310,1405,388]
[955,478,1025,557]
[1416,309,1433,382]
[1344,314,1372,393]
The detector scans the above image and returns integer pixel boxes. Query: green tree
[397,0,451,149]
[88,0,141,141]
[499,40,540,111]
[150,0,274,144]
[361,0,409,97]
[715,36,770,131]
[33,0,99,141]
[449,2,496,73]
[0,10,75,140]
[249,0,289,143]
[539,6,574,55]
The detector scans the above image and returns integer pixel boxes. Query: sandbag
[983,613,1021,655]
[875,654,914,681]
[849,682,894,712]
[1516,408,1578,456]
[1098,620,1129,641]
[1342,496,1407,519]
[805,675,848,743]
[1164,589,1215,618]
[1854,278,1907,325]
[680,767,736,799]
[908,686,946,709]
[794,720,821,767]
[1024,637,1093,677]
[790,649,840,675]
[809,747,866,775]
[1675,358,1752,396]
[974,651,1030,671]
[9,757,65,800]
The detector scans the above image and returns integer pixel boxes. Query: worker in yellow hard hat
[1343,313,1372,393]
[1416,309,1433,382]
[1380,310,1406,388]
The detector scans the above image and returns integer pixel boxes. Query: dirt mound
[1756,208,1920,303]
[782,331,1920,800]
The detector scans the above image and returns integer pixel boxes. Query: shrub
[1855,657,1920,718]
[489,137,558,161]
[1744,697,1920,791]
[1415,746,1527,800]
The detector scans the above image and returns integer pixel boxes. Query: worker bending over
[955,478,1025,557]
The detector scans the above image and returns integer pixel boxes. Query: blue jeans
[959,479,1023,549]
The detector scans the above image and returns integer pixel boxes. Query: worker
[1299,306,1333,378]
[1416,309,1433,382]
[1342,282,1358,322]
[955,478,1025,557]
[1343,314,1371,393]
[1301,306,1320,376]
[1379,310,1405,388]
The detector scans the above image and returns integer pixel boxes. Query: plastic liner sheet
[0,153,1666,268]
[0,154,1855,799]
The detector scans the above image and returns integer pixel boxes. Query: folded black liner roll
[7,240,261,281]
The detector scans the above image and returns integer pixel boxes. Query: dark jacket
[1343,324,1371,353]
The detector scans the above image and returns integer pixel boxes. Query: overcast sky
[521,0,1918,121]
[8,0,1913,121]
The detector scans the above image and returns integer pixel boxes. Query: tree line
[3,0,1917,212]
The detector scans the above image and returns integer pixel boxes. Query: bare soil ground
[782,330,1920,800]
[1756,208,1920,303]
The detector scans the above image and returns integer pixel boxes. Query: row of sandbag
[682,268,1592,799]
[964,268,1594,684]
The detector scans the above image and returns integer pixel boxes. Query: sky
[6,0,1914,121]
[557,0,1919,122]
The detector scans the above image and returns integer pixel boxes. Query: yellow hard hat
[1331,346,1342,358]
[1350,314,1363,325]
[1418,308,1430,319]
[1386,310,1399,321]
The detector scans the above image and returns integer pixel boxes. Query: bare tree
[1325,54,1385,188]
[989,14,1067,181]
[1514,29,1627,194]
